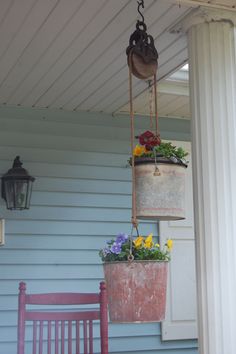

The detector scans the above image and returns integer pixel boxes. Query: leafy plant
[154,142,188,160]
[99,233,172,262]
[132,130,188,163]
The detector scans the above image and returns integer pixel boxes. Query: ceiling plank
[0,0,15,29]
[30,0,130,107]
[0,0,59,101]
[8,0,105,106]
[5,0,85,104]
[0,0,36,60]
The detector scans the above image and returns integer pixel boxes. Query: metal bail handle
[128,254,134,262]
[128,225,140,262]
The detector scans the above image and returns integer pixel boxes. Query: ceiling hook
[137,0,145,23]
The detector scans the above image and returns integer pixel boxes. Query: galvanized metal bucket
[103,260,168,323]
[135,158,187,220]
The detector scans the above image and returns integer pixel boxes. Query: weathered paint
[103,261,168,323]
[135,163,186,220]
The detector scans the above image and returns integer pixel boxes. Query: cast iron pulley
[126,0,158,80]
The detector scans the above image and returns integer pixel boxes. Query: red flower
[138,130,161,150]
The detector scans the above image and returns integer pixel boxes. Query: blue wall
[0,106,197,354]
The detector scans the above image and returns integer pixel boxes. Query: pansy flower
[133,236,144,249]
[133,145,147,157]
[110,242,122,254]
[144,233,154,248]
[166,239,173,251]
[116,233,128,245]
[138,130,161,150]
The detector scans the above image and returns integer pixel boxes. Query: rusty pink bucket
[103,260,168,323]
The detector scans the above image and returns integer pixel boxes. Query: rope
[128,51,138,230]
[153,73,160,139]
[148,80,154,131]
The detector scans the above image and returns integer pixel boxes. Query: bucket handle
[128,225,140,262]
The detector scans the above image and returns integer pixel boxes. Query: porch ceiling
[0,0,234,118]
[118,80,190,120]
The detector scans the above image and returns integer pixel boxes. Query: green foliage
[134,246,170,261]
[154,142,188,160]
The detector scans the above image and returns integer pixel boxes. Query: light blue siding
[0,106,197,354]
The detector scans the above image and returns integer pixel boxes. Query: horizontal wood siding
[0,106,197,354]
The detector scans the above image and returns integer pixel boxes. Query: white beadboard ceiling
[178,0,236,9]
[0,0,234,118]
[118,79,190,119]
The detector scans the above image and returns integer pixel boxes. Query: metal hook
[137,0,145,23]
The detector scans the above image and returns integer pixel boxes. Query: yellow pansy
[133,236,144,249]
[133,145,146,157]
[144,233,154,248]
[166,239,173,251]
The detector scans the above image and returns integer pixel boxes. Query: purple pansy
[102,248,111,257]
[110,242,122,254]
[116,233,128,245]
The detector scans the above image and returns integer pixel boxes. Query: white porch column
[184,8,236,354]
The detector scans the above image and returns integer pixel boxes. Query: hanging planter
[135,159,186,220]
[99,232,172,323]
[127,85,189,223]
[132,136,188,220]
[103,260,168,323]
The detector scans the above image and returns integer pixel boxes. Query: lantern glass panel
[26,180,33,209]
[4,179,30,210]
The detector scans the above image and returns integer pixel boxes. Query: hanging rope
[148,79,154,132]
[128,50,138,230]
[153,73,160,139]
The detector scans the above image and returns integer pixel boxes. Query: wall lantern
[1,156,35,210]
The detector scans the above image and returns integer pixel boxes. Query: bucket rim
[103,260,169,265]
[134,156,187,168]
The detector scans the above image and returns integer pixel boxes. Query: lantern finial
[13,156,23,169]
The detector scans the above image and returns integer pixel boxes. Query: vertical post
[17,282,26,354]
[186,8,236,354]
[99,282,109,354]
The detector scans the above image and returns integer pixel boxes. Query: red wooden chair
[17,282,108,354]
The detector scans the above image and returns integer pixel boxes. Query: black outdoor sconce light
[1,156,35,210]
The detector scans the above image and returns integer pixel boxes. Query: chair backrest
[17,282,108,354]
